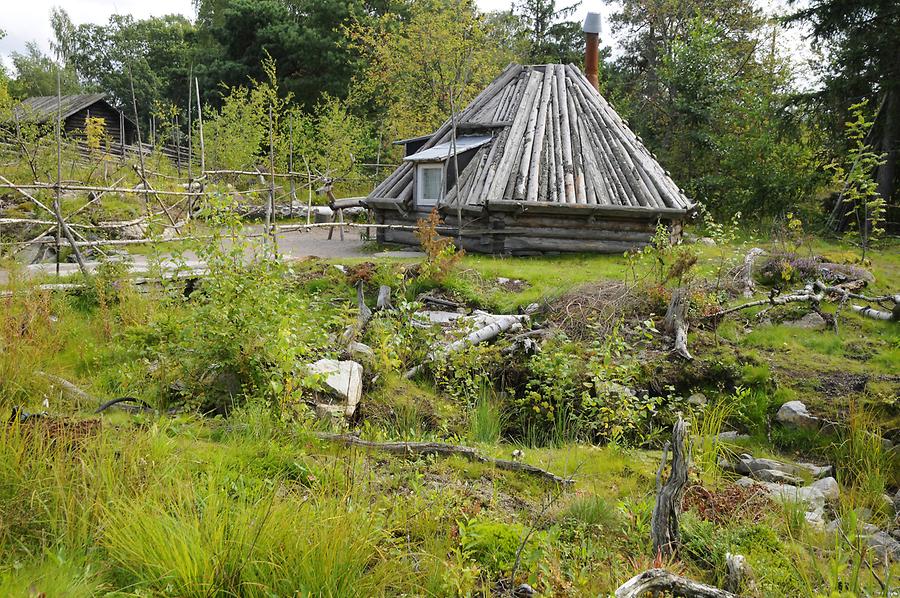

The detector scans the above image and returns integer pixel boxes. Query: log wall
[373,204,685,255]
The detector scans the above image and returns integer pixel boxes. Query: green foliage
[831,406,894,513]
[560,495,622,532]
[826,100,888,260]
[468,386,506,443]
[7,42,82,99]
[459,518,542,576]
[346,0,513,141]
[434,343,503,406]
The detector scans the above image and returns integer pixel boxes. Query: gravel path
[1,226,424,285]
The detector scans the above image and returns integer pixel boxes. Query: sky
[1,1,618,72]
[1,1,809,80]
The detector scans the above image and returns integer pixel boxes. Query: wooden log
[651,417,690,559]
[549,70,565,203]
[376,284,393,310]
[724,553,751,594]
[565,80,588,204]
[486,69,542,200]
[316,433,573,486]
[615,569,735,598]
[555,65,576,203]
[523,67,554,202]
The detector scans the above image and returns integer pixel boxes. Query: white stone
[688,392,707,406]
[308,359,363,417]
[348,342,374,360]
[718,431,750,442]
[776,401,821,429]
[809,476,840,501]
[784,312,827,330]
[699,237,716,246]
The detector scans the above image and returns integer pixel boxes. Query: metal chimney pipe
[583,12,602,91]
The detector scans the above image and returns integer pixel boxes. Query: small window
[417,164,443,206]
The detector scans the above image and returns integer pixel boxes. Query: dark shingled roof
[13,94,133,126]
[370,63,692,212]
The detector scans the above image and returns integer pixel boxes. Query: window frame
[416,162,445,207]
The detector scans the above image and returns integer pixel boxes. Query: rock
[119,222,148,240]
[753,469,803,485]
[688,392,707,406]
[809,476,840,501]
[795,462,834,479]
[347,342,374,360]
[784,312,827,330]
[315,403,346,422]
[818,262,875,284]
[867,530,900,562]
[513,583,536,598]
[307,359,363,417]
[698,237,716,246]
[776,401,822,429]
[894,489,900,515]
[596,381,636,398]
[718,431,750,442]
[723,454,826,482]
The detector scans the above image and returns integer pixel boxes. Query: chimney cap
[583,12,602,34]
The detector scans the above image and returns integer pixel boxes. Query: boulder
[818,262,875,284]
[776,401,822,429]
[867,530,900,562]
[723,454,830,481]
[688,392,707,406]
[308,359,363,417]
[784,312,827,330]
[347,342,375,361]
[698,237,716,246]
[753,469,803,485]
[718,430,750,442]
[738,476,840,525]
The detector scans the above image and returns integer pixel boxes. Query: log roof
[370,63,692,213]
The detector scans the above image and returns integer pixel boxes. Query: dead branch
[615,569,735,598]
[738,248,765,298]
[664,287,692,360]
[376,285,393,310]
[316,433,573,485]
[651,417,689,559]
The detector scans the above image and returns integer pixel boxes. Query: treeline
[0,0,896,223]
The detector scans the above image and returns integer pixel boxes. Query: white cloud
[0,0,195,72]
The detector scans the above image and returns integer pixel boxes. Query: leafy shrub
[433,343,503,406]
[415,209,463,282]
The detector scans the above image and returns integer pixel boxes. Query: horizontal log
[316,433,572,485]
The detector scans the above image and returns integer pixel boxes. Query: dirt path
[1,226,423,285]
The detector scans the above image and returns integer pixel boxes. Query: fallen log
[316,434,573,485]
[707,280,898,322]
[404,313,529,378]
[615,569,735,598]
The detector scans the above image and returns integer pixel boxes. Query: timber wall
[374,205,684,255]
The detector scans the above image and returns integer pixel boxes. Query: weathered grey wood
[565,80,588,204]
[376,285,393,310]
[665,287,693,360]
[555,65,576,203]
[651,417,690,559]
[317,433,572,485]
[549,70,565,203]
[524,67,554,202]
[486,69,542,200]
[615,569,735,598]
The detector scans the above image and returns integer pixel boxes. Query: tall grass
[832,406,893,515]
[692,389,742,483]
[468,386,506,444]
